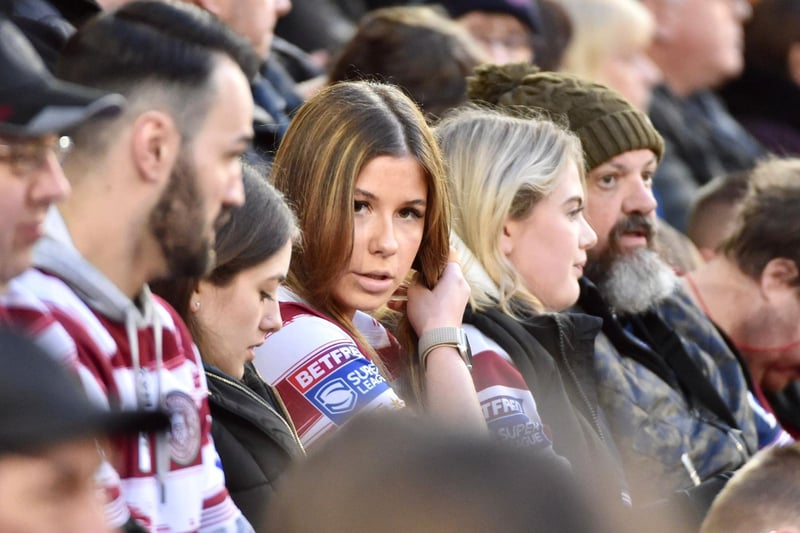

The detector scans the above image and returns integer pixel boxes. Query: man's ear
[130,110,180,185]
[760,257,799,298]
[499,217,516,257]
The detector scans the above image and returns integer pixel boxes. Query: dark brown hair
[329,6,487,120]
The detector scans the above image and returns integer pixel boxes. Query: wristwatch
[418,327,472,371]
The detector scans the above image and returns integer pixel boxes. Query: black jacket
[463,305,630,511]
[206,363,304,532]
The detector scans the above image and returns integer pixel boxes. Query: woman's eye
[398,208,424,220]
[568,206,585,220]
[259,291,272,302]
[354,200,369,213]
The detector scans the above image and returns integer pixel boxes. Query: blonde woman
[557,0,661,111]
[436,105,630,512]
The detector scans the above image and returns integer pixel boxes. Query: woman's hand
[406,259,470,336]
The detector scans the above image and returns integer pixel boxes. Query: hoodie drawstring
[128,286,168,503]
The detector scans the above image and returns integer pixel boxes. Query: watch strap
[418,327,471,370]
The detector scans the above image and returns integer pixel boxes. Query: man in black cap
[0,17,122,297]
[0,329,167,533]
[433,0,542,65]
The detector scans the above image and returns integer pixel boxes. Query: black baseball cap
[0,17,124,138]
[0,329,169,455]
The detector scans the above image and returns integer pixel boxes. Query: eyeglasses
[0,135,73,177]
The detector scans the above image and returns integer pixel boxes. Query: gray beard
[595,248,679,315]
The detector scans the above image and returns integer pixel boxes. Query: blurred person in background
[686,170,751,261]
[0,0,100,70]
[556,0,661,112]
[179,0,302,156]
[329,5,488,121]
[683,158,800,438]
[720,0,800,156]
[643,0,763,232]
[266,412,618,533]
[0,330,168,533]
[433,0,541,65]
[701,443,800,533]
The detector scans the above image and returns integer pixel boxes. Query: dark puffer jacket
[206,363,304,532]
[463,304,631,511]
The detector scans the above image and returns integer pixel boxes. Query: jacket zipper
[206,372,306,455]
[555,317,605,442]
[690,406,749,461]
[268,384,305,452]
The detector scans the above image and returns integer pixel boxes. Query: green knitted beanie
[467,63,664,171]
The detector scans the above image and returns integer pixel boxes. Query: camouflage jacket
[576,278,757,504]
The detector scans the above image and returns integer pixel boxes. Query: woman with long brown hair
[254,81,484,448]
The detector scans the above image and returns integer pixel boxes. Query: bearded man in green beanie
[467,63,790,526]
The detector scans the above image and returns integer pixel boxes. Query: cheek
[348,223,368,266]
[201,290,241,333]
[399,225,425,268]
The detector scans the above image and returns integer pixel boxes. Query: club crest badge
[165,391,201,465]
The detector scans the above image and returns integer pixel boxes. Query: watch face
[459,332,473,367]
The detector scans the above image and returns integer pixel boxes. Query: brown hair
[721,157,800,282]
[271,81,451,401]
[329,6,487,120]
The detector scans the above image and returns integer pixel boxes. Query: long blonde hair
[436,106,583,317]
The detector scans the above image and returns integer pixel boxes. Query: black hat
[0,17,124,138]
[0,329,169,454]
[435,0,542,33]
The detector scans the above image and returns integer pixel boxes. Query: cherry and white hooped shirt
[254,289,405,448]
[463,324,556,452]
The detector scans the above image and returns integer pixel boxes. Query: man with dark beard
[468,63,789,527]
[3,3,261,531]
